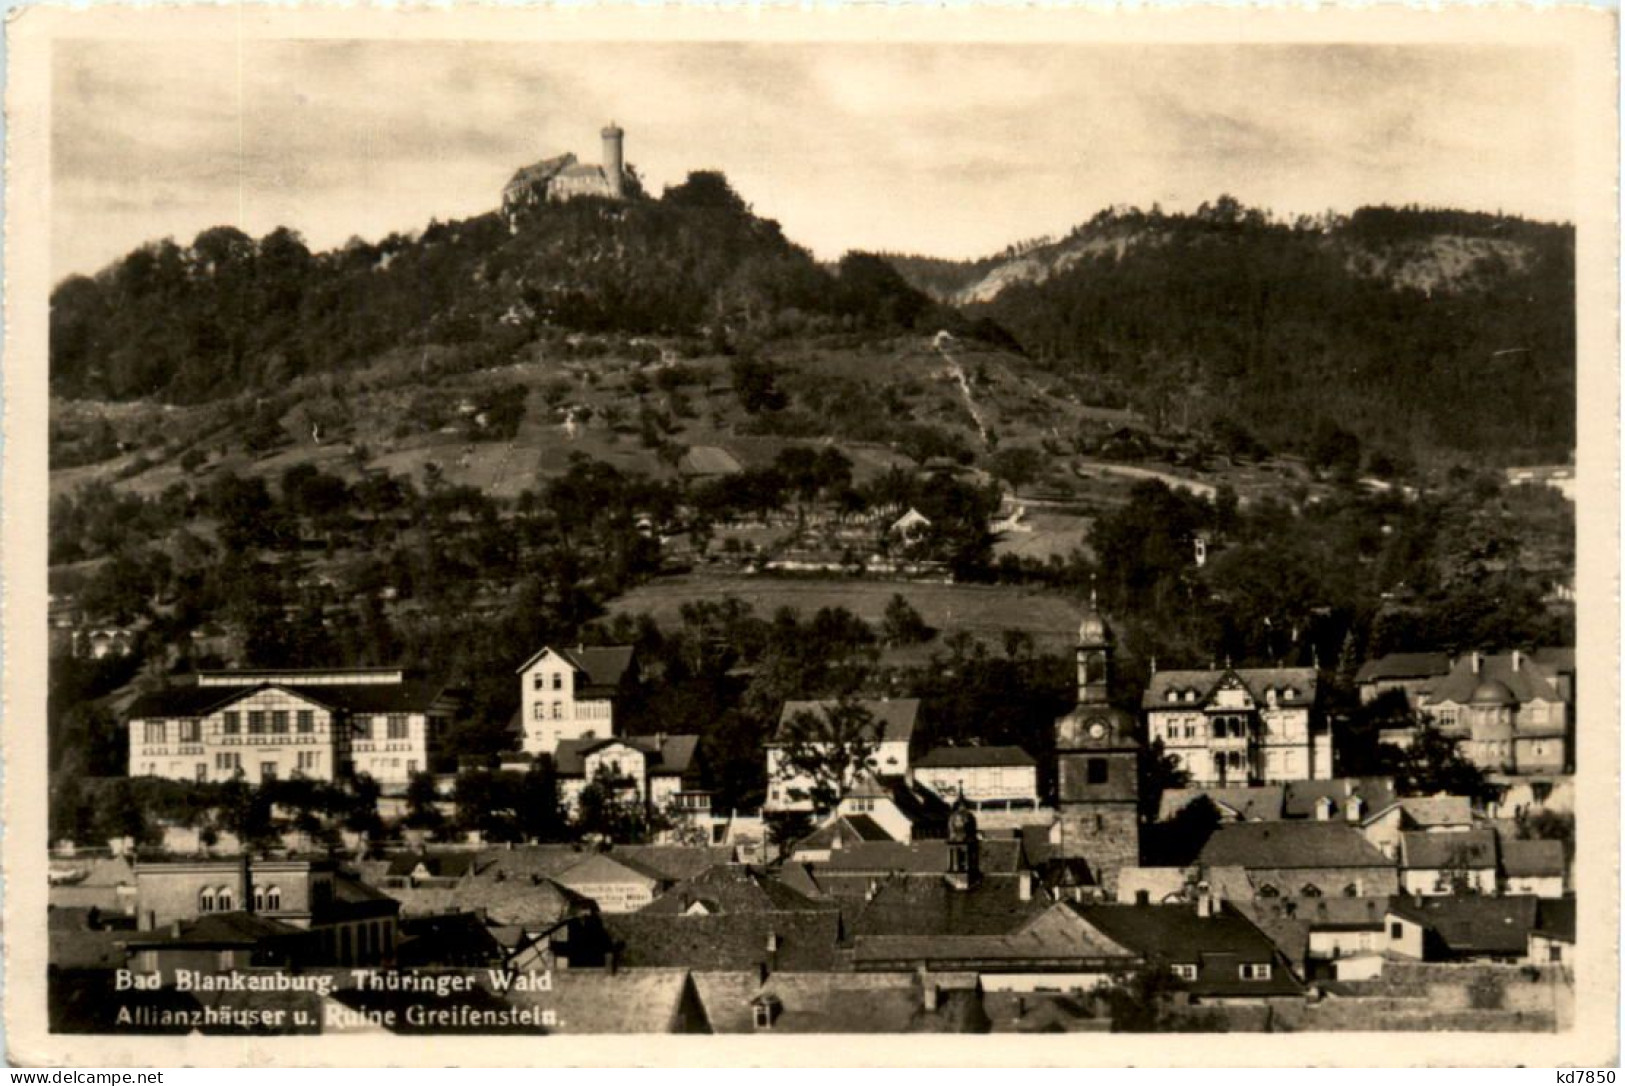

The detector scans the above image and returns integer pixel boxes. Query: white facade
[914,763,1039,805]
[1146,674,1330,786]
[518,649,617,756]
[1401,866,1499,897]
[129,687,343,786]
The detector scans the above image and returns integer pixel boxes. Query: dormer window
[1167,691,1179,703]
[751,996,781,1030]
[1284,687,1298,701]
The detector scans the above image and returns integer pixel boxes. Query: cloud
[51,40,1577,278]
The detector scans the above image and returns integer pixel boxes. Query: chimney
[1472,652,1482,674]
[1512,650,1522,673]
[1197,892,1216,919]
[1019,870,1033,902]
[171,920,185,938]
[919,968,940,1012]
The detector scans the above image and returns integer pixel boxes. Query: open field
[606,573,1087,663]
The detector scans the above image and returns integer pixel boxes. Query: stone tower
[1053,592,1140,896]
[601,122,625,199]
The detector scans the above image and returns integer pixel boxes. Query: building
[1354,652,1452,709]
[1399,828,1499,896]
[1418,651,1570,774]
[1359,794,1475,860]
[553,733,708,820]
[914,746,1040,807]
[1528,898,1575,966]
[553,852,668,914]
[1384,895,1542,963]
[130,857,400,967]
[120,912,313,984]
[501,123,627,220]
[1076,898,1304,1001]
[1499,838,1567,898]
[1144,666,1331,785]
[765,699,919,813]
[1196,821,1399,900]
[124,668,460,791]
[1053,598,1140,896]
[513,644,637,756]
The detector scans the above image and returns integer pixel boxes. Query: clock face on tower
[1087,718,1107,739]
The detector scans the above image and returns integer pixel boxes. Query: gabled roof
[852,901,1137,969]
[1159,786,1285,823]
[845,872,1045,939]
[1500,838,1566,879]
[1198,822,1393,870]
[1282,778,1398,820]
[640,865,831,916]
[1532,647,1576,675]
[604,911,843,971]
[1073,901,1304,998]
[1143,668,1318,711]
[123,911,304,948]
[556,852,666,888]
[1390,795,1474,829]
[126,677,457,719]
[1424,653,1564,707]
[552,733,700,779]
[504,153,576,195]
[514,644,636,689]
[510,969,705,1034]
[384,852,479,879]
[915,745,1037,770]
[772,699,920,746]
[800,838,1022,877]
[1354,652,1453,684]
[1400,828,1497,871]
[1387,895,1541,956]
[796,815,897,852]
[691,970,983,1034]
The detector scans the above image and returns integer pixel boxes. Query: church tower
[1053,591,1140,896]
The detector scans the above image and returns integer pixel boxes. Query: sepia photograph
[4,5,1618,1066]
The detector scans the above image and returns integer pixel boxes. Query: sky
[52,40,1576,280]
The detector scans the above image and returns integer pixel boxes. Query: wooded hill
[888,200,1576,466]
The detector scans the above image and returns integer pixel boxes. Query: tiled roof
[1393,795,1474,828]
[557,852,666,889]
[844,872,1044,939]
[852,902,1136,968]
[384,852,479,879]
[803,838,1022,877]
[1387,895,1540,956]
[1500,838,1566,879]
[504,154,575,195]
[691,970,987,1034]
[1074,901,1304,998]
[552,733,700,779]
[1243,894,1392,931]
[126,678,455,719]
[507,969,705,1034]
[1532,647,1576,674]
[604,911,843,971]
[1143,668,1318,711]
[796,815,896,852]
[916,745,1036,769]
[1282,778,1398,820]
[123,911,304,947]
[1354,653,1453,684]
[1158,786,1285,823]
[1198,822,1393,870]
[378,871,594,928]
[640,865,832,916]
[1400,829,1498,871]
[773,699,920,745]
[514,644,636,690]
[1424,654,1564,707]
[1534,897,1576,942]
[612,846,737,883]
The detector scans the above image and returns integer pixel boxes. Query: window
[1240,963,1272,981]
[196,763,208,782]
[1300,883,1323,898]
[355,717,372,739]
[533,674,545,691]
[1390,923,1404,939]
[387,714,409,740]
[1170,963,1198,981]
[1166,691,1178,703]
[143,721,166,745]
[248,711,267,735]
[266,886,282,910]
[223,712,241,735]
[298,751,319,771]
[1548,946,1563,964]
[407,760,418,774]
[533,704,546,721]
[269,710,288,733]
[200,887,217,913]
[217,888,234,911]
[180,719,201,743]
[215,752,241,771]
[1086,758,1108,785]
[552,702,564,720]
[1258,884,1280,898]
[260,762,277,782]
[297,710,314,733]
[552,673,564,691]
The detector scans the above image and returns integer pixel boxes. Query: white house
[125,668,459,792]
[1143,667,1330,785]
[913,746,1039,806]
[1499,838,1566,898]
[553,853,664,914]
[1399,828,1499,896]
[514,645,636,756]
[765,699,919,813]
[553,734,707,821]
[1416,651,1571,775]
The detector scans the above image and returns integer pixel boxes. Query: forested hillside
[893,200,1576,467]
[49,172,939,405]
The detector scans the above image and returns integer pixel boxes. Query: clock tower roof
[1055,703,1139,751]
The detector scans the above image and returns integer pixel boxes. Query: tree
[404,771,446,836]
[1388,720,1496,806]
[772,699,881,814]
[881,593,933,646]
[763,810,816,855]
[989,445,1045,493]
[517,761,564,843]
[1138,737,1191,823]
[729,355,787,414]
[574,764,651,843]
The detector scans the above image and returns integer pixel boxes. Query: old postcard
[5,3,1618,1067]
